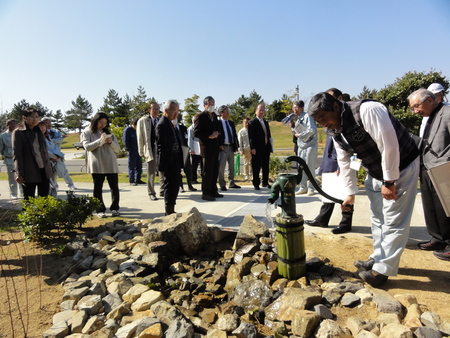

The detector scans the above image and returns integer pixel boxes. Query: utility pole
[294,85,299,101]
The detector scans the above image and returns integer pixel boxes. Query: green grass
[61,133,81,149]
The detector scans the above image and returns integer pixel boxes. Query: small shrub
[18,192,101,242]
[269,156,291,177]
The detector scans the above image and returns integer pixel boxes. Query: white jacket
[136,115,155,162]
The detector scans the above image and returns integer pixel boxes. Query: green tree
[367,70,449,134]
[183,94,200,126]
[228,90,262,123]
[8,99,51,121]
[50,109,65,133]
[65,95,93,133]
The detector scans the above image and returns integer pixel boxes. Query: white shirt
[334,101,400,196]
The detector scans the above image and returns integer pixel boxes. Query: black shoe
[358,270,388,287]
[262,184,272,188]
[304,220,327,228]
[229,184,241,189]
[130,182,137,186]
[192,180,198,184]
[150,195,158,201]
[254,186,260,190]
[180,188,185,193]
[202,195,215,201]
[220,186,227,191]
[331,225,352,234]
[159,192,164,197]
[188,186,197,191]
[213,192,224,198]
[354,258,375,270]
[418,240,447,251]
[137,180,146,184]
[433,246,450,261]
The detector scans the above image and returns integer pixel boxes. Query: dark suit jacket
[155,116,183,173]
[248,117,273,154]
[217,119,239,152]
[193,111,220,157]
[13,124,53,182]
[422,103,450,170]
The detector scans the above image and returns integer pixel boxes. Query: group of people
[2,84,449,288]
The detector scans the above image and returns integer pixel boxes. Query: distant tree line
[0,70,448,136]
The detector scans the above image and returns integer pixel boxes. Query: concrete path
[0,177,429,247]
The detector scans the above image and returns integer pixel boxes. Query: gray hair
[307,92,341,116]
[163,99,179,111]
[407,88,436,102]
[218,105,229,114]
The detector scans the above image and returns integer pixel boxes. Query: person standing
[238,117,251,181]
[155,100,183,215]
[81,112,121,218]
[408,88,450,260]
[41,117,77,191]
[194,96,222,201]
[217,105,240,191]
[0,120,22,199]
[137,102,160,201]
[305,88,354,234]
[248,103,273,190]
[291,100,318,196]
[173,119,197,192]
[123,118,142,186]
[419,83,449,137]
[187,116,202,184]
[308,92,419,287]
[13,108,52,200]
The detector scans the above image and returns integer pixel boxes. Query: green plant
[18,192,101,242]
[269,156,291,176]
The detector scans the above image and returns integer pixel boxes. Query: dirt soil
[1,219,450,338]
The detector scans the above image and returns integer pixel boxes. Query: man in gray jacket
[409,88,450,260]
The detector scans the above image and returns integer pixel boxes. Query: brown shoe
[418,240,447,251]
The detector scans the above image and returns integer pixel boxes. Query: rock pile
[43,208,450,338]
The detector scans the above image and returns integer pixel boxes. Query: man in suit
[155,100,182,215]
[308,92,419,287]
[409,88,450,260]
[137,101,160,201]
[217,105,240,191]
[123,118,142,186]
[173,119,197,192]
[248,103,273,190]
[194,96,223,201]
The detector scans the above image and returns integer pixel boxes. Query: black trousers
[162,154,181,206]
[251,148,270,187]
[420,169,450,244]
[315,202,353,227]
[22,168,50,200]
[92,173,120,213]
[201,150,219,196]
[191,154,203,182]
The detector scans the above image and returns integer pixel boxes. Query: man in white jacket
[137,102,161,201]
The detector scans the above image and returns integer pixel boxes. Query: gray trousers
[218,145,235,187]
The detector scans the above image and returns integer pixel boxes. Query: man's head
[41,117,52,129]
[163,100,180,121]
[326,88,343,100]
[255,103,265,119]
[242,117,249,128]
[293,100,304,116]
[131,117,138,129]
[408,89,438,117]
[203,96,215,113]
[427,83,446,103]
[6,120,17,132]
[218,105,229,120]
[307,92,343,130]
[149,102,160,119]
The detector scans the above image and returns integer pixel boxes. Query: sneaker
[68,184,78,190]
[307,189,315,196]
[296,188,307,195]
[244,175,249,181]
[10,194,18,200]
[111,210,120,217]
[97,212,106,218]
[418,240,447,251]
[433,246,450,261]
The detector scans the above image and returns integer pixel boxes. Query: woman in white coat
[81,112,121,218]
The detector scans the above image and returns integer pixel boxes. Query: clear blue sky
[1,0,449,114]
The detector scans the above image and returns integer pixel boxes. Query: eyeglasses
[409,98,428,112]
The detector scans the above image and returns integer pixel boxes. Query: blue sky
[1,0,449,114]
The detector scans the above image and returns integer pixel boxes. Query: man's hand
[251,149,256,155]
[341,195,355,212]
[382,185,398,200]
[16,176,24,184]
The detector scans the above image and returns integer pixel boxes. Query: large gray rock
[371,288,403,317]
[165,318,195,338]
[143,207,210,256]
[291,310,321,337]
[232,214,269,252]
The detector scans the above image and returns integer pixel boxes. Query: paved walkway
[0,178,429,247]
